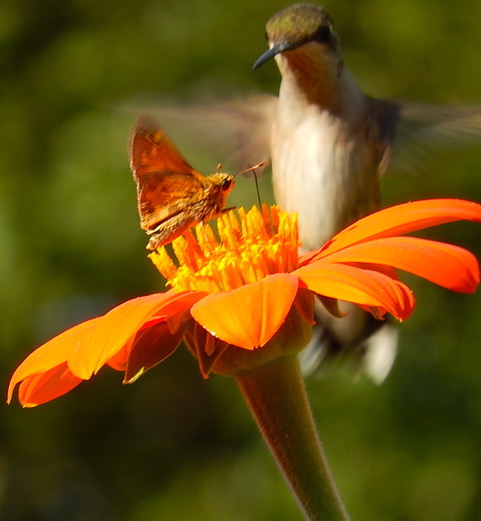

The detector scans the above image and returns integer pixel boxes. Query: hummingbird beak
[253,41,291,69]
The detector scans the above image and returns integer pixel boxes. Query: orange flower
[8,200,481,407]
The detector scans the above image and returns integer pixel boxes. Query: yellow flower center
[149,205,299,293]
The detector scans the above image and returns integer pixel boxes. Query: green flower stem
[235,355,351,521]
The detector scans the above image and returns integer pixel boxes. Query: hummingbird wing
[299,300,399,384]
[123,95,276,173]
[364,97,400,177]
[389,101,481,174]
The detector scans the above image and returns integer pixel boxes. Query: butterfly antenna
[253,168,262,210]
[235,162,265,210]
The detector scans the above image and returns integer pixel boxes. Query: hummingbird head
[253,4,340,70]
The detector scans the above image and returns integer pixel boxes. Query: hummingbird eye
[314,25,332,43]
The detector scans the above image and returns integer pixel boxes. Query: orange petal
[106,311,190,373]
[319,237,480,292]
[16,364,83,407]
[295,263,414,320]
[190,273,300,350]
[301,199,481,264]
[122,317,188,383]
[7,318,100,404]
[183,321,229,378]
[69,291,203,379]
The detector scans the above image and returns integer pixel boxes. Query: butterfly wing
[130,115,196,176]
[129,115,209,231]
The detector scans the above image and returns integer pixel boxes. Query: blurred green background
[1,0,481,520]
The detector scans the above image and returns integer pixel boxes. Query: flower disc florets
[150,205,300,293]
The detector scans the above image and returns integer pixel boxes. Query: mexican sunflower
[7,200,481,408]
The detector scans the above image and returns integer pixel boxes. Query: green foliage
[1,0,481,520]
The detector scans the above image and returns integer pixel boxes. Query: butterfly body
[130,116,235,249]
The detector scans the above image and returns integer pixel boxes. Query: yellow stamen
[149,205,300,293]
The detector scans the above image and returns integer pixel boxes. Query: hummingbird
[250,3,481,380]
[253,3,397,379]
